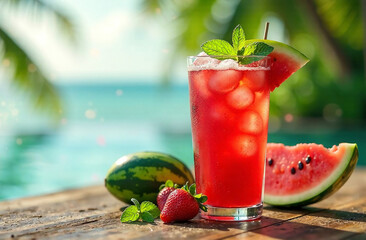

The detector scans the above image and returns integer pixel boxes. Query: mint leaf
[149,208,160,219]
[238,47,245,56]
[120,205,139,223]
[140,201,157,212]
[131,198,140,210]
[201,39,236,60]
[240,42,273,64]
[244,42,274,56]
[121,199,160,223]
[141,212,155,223]
[232,24,245,52]
[140,201,160,218]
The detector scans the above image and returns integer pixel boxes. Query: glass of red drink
[187,55,270,221]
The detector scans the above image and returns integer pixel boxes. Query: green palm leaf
[1,0,75,41]
[0,0,76,117]
[316,0,362,49]
[0,26,62,116]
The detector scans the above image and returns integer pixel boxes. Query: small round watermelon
[105,152,194,204]
[264,143,358,207]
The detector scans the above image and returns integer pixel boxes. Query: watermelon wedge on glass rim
[243,39,309,91]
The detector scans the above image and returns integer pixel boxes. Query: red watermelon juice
[188,56,269,221]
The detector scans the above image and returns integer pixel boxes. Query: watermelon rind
[264,143,358,207]
[105,152,194,204]
[244,39,309,68]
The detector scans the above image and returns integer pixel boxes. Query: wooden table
[1,169,365,240]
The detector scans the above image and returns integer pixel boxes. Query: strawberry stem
[181,182,208,212]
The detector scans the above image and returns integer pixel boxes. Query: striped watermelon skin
[105,152,194,204]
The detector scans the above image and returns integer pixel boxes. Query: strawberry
[157,180,179,211]
[157,187,175,211]
[160,189,198,223]
[160,183,207,223]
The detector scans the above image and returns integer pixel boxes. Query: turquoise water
[0,83,365,201]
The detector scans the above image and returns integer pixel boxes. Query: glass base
[200,203,263,222]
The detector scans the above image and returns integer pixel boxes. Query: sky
[0,0,289,85]
[0,0,181,83]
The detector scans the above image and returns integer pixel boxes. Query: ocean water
[0,83,365,201]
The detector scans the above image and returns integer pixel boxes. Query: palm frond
[316,0,362,49]
[0,0,76,42]
[0,26,62,117]
[140,0,161,13]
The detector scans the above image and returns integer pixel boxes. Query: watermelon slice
[264,143,358,207]
[244,39,309,91]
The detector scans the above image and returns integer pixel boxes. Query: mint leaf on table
[131,198,140,210]
[200,24,274,65]
[201,39,236,60]
[140,201,160,218]
[120,199,160,223]
[141,212,155,223]
[120,205,140,223]
[232,24,245,52]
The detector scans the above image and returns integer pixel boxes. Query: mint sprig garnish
[121,198,160,223]
[201,24,274,65]
[181,182,208,212]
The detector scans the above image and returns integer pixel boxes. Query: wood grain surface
[0,169,365,240]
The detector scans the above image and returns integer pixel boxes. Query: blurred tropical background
[0,0,364,200]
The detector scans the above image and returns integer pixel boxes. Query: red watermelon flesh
[264,143,358,207]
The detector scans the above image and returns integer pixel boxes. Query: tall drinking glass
[187,56,270,221]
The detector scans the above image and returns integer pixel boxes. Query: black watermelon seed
[305,155,311,164]
[298,161,304,170]
[268,158,273,166]
[291,167,296,174]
